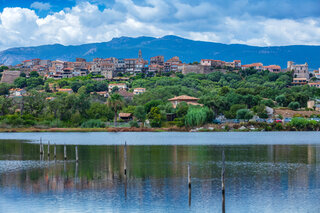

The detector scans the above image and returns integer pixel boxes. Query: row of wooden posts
[39,138,78,162]
[39,139,226,210]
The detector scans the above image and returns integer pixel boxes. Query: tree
[87,102,113,121]
[14,77,27,88]
[26,77,44,88]
[275,94,286,106]
[134,105,146,126]
[147,107,162,127]
[23,90,46,116]
[29,71,39,78]
[0,96,13,115]
[236,109,253,120]
[0,66,9,72]
[288,101,300,110]
[185,106,209,127]
[107,93,124,126]
[71,81,83,93]
[0,83,11,95]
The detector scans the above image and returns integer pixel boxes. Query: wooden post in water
[40,138,43,155]
[54,143,57,159]
[188,164,191,188]
[47,141,50,157]
[75,145,79,162]
[64,144,67,160]
[124,141,127,175]
[222,150,226,213]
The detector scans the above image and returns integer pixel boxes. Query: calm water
[0,132,319,212]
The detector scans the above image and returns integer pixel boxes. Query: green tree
[0,83,11,95]
[14,77,27,88]
[275,94,286,106]
[185,106,208,127]
[236,109,253,120]
[134,105,146,126]
[288,101,300,110]
[87,102,114,121]
[0,96,13,115]
[107,93,124,126]
[29,71,39,78]
[147,107,162,127]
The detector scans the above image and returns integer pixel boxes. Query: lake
[0,132,319,212]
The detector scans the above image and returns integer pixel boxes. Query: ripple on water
[0,160,64,174]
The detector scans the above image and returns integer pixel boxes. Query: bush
[81,119,105,128]
[236,109,253,120]
[129,120,139,128]
[288,102,300,110]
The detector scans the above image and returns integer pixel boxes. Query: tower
[138,49,142,59]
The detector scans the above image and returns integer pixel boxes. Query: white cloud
[30,2,52,11]
[1,1,320,51]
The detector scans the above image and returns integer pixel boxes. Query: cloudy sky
[0,0,320,51]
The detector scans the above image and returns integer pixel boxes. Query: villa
[168,95,203,108]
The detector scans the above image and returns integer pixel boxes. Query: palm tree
[107,93,124,126]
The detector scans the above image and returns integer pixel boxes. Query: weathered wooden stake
[124,141,127,175]
[222,150,226,213]
[64,144,67,160]
[47,141,50,157]
[54,143,56,159]
[40,138,43,155]
[188,164,191,188]
[75,145,78,162]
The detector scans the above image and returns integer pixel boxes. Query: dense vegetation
[0,68,320,130]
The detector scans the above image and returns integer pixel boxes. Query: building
[150,56,164,66]
[57,88,73,94]
[133,88,146,95]
[292,78,308,85]
[168,95,203,108]
[116,90,134,100]
[287,61,309,79]
[9,88,26,97]
[164,56,182,72]
[108,83,127,91]
[263,65,282,73]
[308,82,320,88]
[241,63,264,71]
[118,113,133,122]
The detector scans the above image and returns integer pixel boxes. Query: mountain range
[0,35,320,69]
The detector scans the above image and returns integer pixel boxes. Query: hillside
[0,35,319,69]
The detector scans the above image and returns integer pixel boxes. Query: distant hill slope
[0,35,320,69]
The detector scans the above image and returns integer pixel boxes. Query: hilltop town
[0,50,317,87]
[0,50,320,131]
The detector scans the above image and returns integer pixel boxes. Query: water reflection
[0,140,319,212]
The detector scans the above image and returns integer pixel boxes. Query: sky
[0,0,320,51]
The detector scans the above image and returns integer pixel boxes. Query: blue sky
[0,0,319,50]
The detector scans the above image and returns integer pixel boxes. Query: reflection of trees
[0,141,319,195]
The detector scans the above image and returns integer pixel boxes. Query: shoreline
[0,126,317,132]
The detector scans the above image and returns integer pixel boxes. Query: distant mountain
[0,35,320,69]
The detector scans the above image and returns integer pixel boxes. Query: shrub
[81,119,105,128]
[129,120,139,128]
[236,109,253,120]
[288,102,300,110]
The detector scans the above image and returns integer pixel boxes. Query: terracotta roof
[58,89,73,92]
[293,78,307,80]
[264,65,281,69]
[134,88,146,90]
[119,113,132,117]
[186,102,204,106]
[117,90,134,98]
[168,95,199,101]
